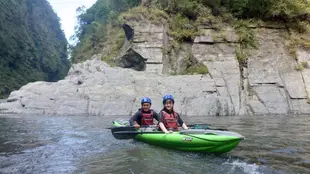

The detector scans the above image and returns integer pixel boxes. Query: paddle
[187,124,211,129]
[111,125,228,140]
[106,125,157,130]
[111,126,165,140]
[108,124,219,130]
[187,124,228,131]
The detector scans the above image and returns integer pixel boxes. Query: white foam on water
[223,160,262,174]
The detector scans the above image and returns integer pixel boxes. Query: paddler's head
[163,94,174,111]
[141,97,151,112]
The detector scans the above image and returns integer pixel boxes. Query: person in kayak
[158,94,188,133]
[129,97,160,128]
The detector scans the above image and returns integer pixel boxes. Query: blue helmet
[141,97,151,105]
[163,94,174,104]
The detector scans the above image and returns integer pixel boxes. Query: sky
[48,0,97,43]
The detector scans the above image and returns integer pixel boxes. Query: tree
[0,0,70,98]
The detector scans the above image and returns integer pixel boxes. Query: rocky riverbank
[1,19,310,116]
[0,57,309,116]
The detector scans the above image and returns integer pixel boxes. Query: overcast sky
[48,0,97,42]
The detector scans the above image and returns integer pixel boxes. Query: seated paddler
[129,97,160,129]
[158,94,188,133]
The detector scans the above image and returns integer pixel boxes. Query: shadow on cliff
[115,24,147,71]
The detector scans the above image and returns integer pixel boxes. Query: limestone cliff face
[1,19,310,116]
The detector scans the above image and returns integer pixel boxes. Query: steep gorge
[1,1,310,116]
[1,18,310,116]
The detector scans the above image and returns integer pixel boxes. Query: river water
[0,114,309,174]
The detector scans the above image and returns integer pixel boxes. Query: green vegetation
[181,51,209,75]
[301,61,309,69]
[70,0,141,63]
[0,0,69,98]
[71,0,310,67]
[295,61,309,71]
[170,63,209,75]
[168,50,209,75]
[219,0,310,22]
[101,27,126,65]
[119,6,169,25]
[295,64,304,71]
[234,21,257,48]
[235,46,248,67]
[288,32,310,60]
[169,14,198,42]
[234,20,257,67]
[184,63,209,75]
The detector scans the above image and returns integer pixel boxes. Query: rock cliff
[1,19,310,116]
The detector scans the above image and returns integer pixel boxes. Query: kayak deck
[135,131,243,153]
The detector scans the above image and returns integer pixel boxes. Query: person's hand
[165,130,173,133]
[133,124,140,129]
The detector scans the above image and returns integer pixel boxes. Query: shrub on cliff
[222,0,310,21]
[71,0,310,64]
[153,0,310,22]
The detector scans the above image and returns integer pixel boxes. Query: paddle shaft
[108,124,225,130]
[114,131,165,135]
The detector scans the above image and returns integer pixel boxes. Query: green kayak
[111,120,245,153]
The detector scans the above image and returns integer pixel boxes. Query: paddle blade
[111,126,139,140]
[187,124,228,131]
[112,132,139,139]
[188,124,210,129]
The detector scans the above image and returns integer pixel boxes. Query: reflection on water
[0,114,309,174]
